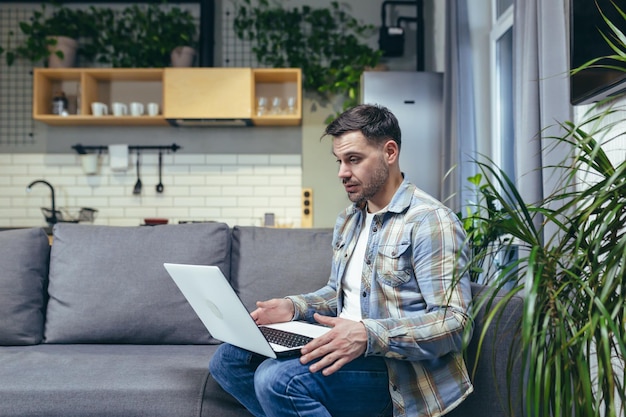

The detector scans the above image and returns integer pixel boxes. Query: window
[490,2,514,180]
[489,1,517,288]
[496,0,513,18]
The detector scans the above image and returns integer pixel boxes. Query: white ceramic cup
[147,102,159,116]
[112,102,128,116]
[130,102,144,116]
[91,102,108,116]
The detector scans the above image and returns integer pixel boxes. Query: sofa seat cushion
[0,344,226,417]
[45,223,231,344]
[0,228,50,345]
[230,226,333,312]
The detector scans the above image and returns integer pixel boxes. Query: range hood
[167,118,253,127]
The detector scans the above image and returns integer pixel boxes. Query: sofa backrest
[0,228,50,345]
[44,222,231,345]
[229,226,334,312]
[447,282,524,417]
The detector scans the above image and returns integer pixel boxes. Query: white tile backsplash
[0,153,302,228]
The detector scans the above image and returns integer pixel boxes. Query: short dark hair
[322,104,401,150]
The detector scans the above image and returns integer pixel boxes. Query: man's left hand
[300,313,368,376]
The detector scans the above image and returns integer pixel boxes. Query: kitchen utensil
[78,207,98,223]
[156,151,164,193]
[133,151,142,195]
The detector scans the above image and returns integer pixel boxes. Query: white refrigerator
[361,71,444,199]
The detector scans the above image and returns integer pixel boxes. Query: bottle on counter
[52,91,69,115]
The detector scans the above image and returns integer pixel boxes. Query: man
[210,104,474,417]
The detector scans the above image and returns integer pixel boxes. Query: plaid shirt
[289,180,474,417]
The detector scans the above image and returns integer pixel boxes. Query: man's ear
[383,139,400,164]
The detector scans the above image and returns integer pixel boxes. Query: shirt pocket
[376,241,412,287]
[332,237,347,264]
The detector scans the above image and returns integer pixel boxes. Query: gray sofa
[0,222,524,417]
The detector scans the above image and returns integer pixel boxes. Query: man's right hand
[250,298,295,325]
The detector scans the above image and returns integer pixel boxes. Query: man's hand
[300,313,368,376]
[250,298,294,325]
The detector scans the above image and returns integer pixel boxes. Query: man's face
[333,131,389,207]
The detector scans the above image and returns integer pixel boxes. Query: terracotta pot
[170,46,195,67]
[47,36,78,68]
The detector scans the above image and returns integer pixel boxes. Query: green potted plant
[161,6,198,67]
[457,172,509,283]
[2,3,98,67]
[95,4,197,68]
[460,4,626,415]
[233,0,382,122]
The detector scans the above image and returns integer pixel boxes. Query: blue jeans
[209,343,393,417]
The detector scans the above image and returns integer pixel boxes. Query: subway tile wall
[0,153,303,228]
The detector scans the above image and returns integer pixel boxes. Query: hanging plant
[233,0,382,122]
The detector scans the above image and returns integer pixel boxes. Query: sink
[41,207,98,224]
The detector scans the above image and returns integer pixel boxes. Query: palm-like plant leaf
[464,108,626,416]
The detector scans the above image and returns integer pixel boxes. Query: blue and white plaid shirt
[289,179,474,417]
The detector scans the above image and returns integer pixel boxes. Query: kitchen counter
[0,227,52,234]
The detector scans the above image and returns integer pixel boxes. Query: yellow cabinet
[33,67,301,127]
[163,68,253,121]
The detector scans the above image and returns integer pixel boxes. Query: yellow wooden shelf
[252,115,301,126]
[34,115,168,126]
[252,68,301,126]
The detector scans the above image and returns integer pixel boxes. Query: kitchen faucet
[26,180,57,225]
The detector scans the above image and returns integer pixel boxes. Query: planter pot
[47,36,78,68]
[170,46,195,67]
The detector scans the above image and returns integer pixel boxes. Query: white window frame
[489,2,514,170]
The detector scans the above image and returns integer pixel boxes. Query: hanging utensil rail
[71,143,181,155]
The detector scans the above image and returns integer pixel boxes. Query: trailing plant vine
[233,0,382,122]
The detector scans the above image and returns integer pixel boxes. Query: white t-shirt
[339,210,375,321]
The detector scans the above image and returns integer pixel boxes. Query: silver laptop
[164,263,330,358]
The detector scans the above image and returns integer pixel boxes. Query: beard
[344,160,389,206]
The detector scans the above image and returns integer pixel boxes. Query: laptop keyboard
[260,326,313,348]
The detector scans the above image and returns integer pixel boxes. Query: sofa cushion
[44,223,231,344]
[0,228,50,346]
[230,226,333,312]
[446,283,524,417]
[0,344,221,417]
